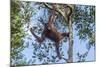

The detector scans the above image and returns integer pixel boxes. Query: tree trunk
[67,17,73,63]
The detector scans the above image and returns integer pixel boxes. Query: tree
[11,0,25,65]
[11,0,34,66]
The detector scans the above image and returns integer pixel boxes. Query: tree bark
[67,17,73,63]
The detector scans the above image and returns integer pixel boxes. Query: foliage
[11,0,34,66]
[11,0,24,65]
[20,1,35,29]
[73,5,95,62]
[73,5,95,47]
[77,52,88,62]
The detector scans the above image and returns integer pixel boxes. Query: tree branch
[43,3,74,23]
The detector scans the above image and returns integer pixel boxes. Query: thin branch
[43,3,72,23]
